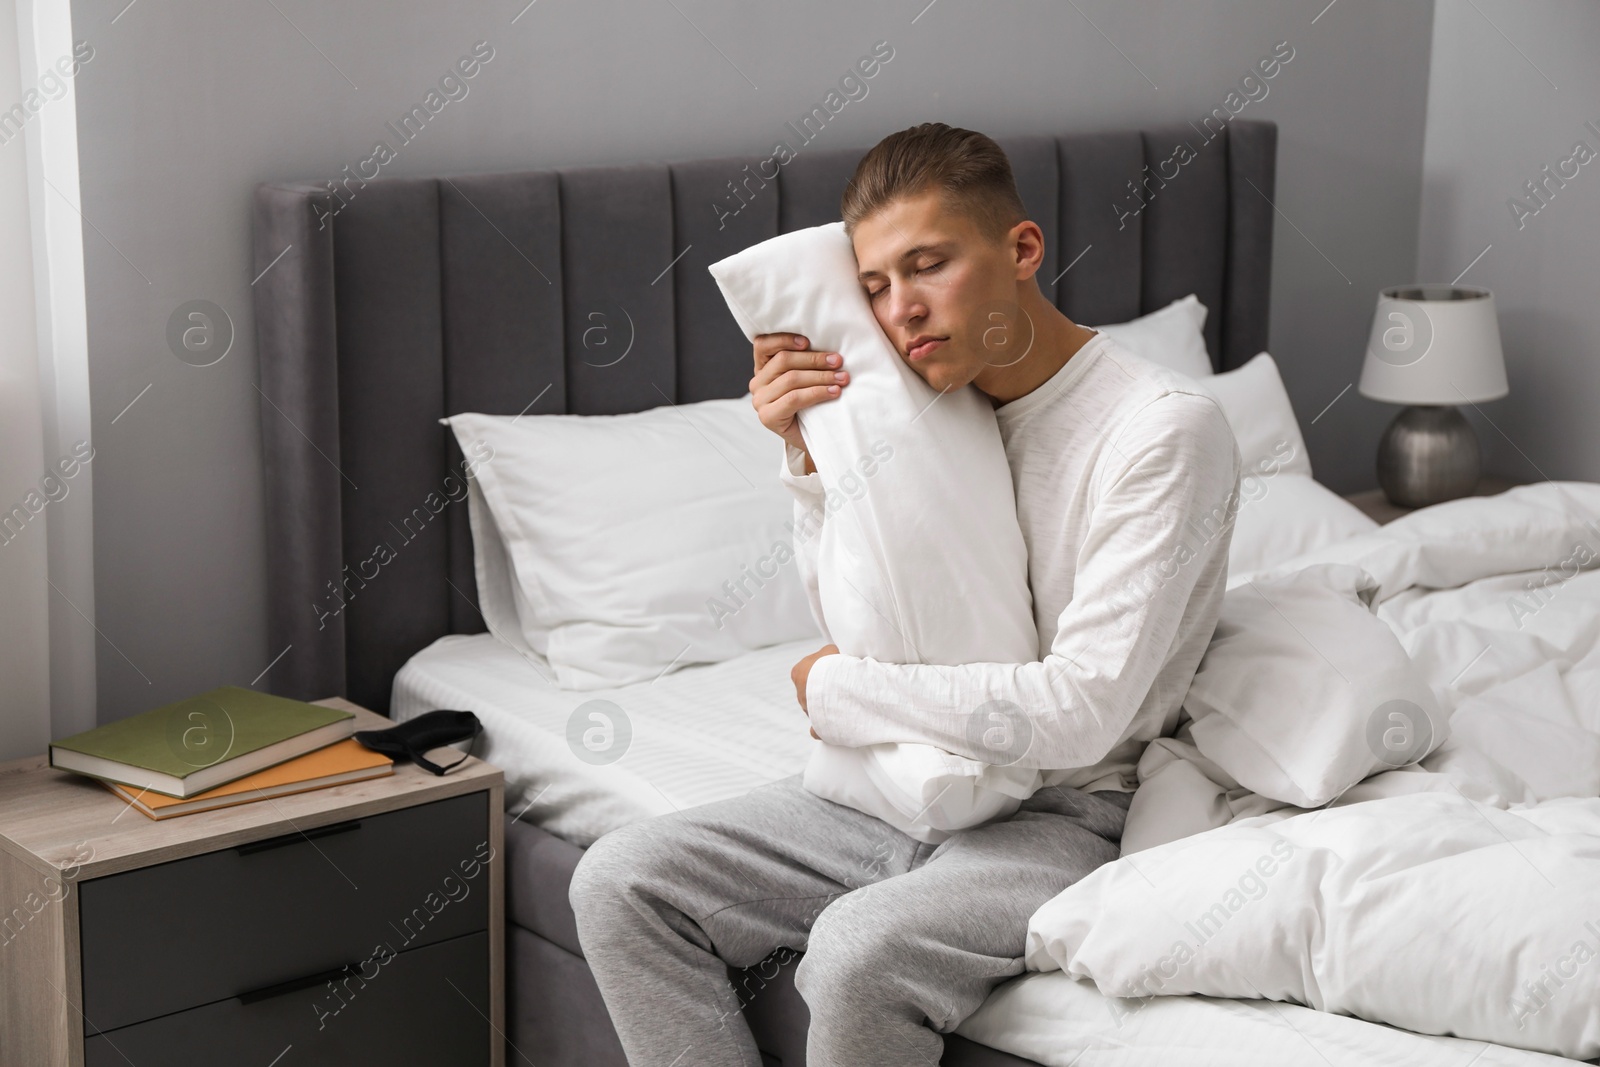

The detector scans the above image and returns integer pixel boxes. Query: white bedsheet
[392,633,815,847]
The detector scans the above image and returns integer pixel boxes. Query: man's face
[851,188,1030,393]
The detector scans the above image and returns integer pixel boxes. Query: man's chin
[910,360,965,393]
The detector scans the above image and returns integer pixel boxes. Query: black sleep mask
[355,709,482,776]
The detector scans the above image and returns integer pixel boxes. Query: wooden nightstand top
[0,698,502,881]
[1344,476,1520,526]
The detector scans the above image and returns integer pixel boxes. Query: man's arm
[805,392,1242,771]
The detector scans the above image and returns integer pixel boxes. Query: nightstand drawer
[80,791,491,1033]
[83,929,490,1066]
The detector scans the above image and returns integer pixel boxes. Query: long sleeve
[805,392,1241,774]
[776,441,832,645]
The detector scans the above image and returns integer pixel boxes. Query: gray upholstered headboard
[252,120,1277,712]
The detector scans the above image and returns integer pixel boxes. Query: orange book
[102,739,393,820]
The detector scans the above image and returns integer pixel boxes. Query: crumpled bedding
[963,482,1600,1064]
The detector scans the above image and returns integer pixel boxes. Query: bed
[254,118,1597,1066]
[397,487,1600,1067]
[253,117,1277,1066]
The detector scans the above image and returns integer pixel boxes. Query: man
[570,123,1242,1066]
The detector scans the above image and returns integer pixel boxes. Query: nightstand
[1344,475,1520,525]
[0,699,504,1067]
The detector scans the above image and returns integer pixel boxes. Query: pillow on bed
[1183,562,1446,807]
[444,398,821,689]
[709,221,1043,843]
[1090,295,1212,380]
[1195,351,1313,478]
[1228,473,1377,578]
[462,472,543,661]
[1161,348,1345,576]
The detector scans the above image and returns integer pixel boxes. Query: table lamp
[1357,284,1508,508]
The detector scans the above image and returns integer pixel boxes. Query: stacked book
[49,687,392,820]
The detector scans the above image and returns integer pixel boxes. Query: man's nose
[889,289,925,329]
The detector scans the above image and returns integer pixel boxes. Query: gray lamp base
[1376,404,1480,509]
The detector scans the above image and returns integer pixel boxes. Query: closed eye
[867,261,941,298]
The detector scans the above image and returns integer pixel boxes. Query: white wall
[65,0,1437,721]
[0,0,50,759]
[1418,0,1600,483]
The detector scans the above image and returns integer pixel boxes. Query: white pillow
[1182,562,1446,807]
[1195,351,1313,477]
[1090,294,1212,379]
[1229,472,1377,578]
[443,398,820,689]
[463,472,542,661]
[709,221,1043,843]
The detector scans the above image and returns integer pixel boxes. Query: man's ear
[1009,219,1045,281]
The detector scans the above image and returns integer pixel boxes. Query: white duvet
[961,482,1600,1064]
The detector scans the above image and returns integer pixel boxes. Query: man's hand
[791,643,839,737]
[749,334,848,474]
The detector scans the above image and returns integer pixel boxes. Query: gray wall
[70,0,1437,722]
[1417,0,1600,484]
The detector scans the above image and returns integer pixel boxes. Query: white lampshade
[1358,285,1508,405]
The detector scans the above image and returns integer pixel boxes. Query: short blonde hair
[841,123,1027,240]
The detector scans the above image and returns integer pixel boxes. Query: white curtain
[0,0,52,758]
[0,0,95,758]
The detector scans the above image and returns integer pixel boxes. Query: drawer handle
[235,819,362,856]
[237,963,361,1005]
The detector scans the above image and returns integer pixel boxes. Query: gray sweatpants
[569,773,1130,1066]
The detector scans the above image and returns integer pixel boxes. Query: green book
[50,687,357,798]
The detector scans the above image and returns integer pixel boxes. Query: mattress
[392,632,816,846]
